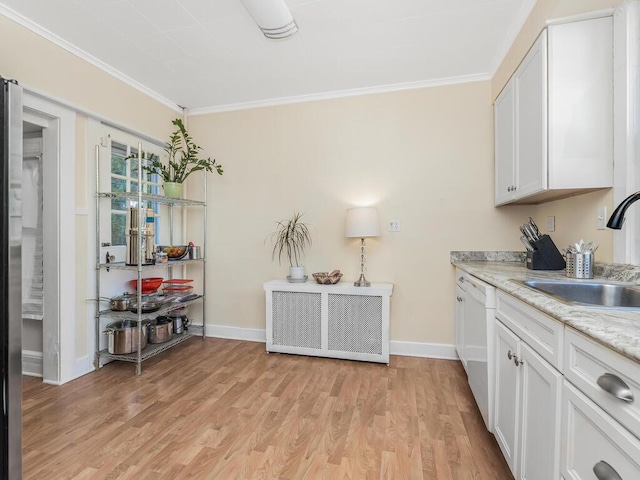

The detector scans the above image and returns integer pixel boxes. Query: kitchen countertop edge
[452,259,640,364]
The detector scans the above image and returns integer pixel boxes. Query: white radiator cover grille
[264,280,392,364]
[328,294,382,355]
[272,291,321,349]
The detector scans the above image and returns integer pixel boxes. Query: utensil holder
[525,235,566,270]
[565,252,594,279]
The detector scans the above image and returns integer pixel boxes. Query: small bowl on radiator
[312,270,343,285]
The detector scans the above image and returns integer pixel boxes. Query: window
[95,126,167,260]
[109,141,162,246]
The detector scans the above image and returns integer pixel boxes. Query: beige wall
[189,82,531,345]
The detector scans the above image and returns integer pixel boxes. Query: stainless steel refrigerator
[1,76,23,478]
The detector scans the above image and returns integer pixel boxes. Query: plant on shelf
[268,212,312,282]
[143,118,223,198]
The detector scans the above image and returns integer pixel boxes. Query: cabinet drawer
[564,328,640,439]
[496,290,563,370]
[562,381,640,479]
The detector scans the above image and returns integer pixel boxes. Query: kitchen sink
[517,279,640,309]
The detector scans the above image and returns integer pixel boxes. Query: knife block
[526,235,566,270]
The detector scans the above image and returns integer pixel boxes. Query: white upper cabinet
[494,16,613,206]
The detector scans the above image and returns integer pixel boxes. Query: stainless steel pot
[103,320,148,354]
[100,293,135,311]
[147,317,173,344]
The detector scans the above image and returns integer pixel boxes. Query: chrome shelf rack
[93,143,207,376]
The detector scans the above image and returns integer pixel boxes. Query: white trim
[202,323,458,360]
[546,8,615,26]
[73,355,95,379]
[489,0,538,76]
[188,73,491,115]
[75,208,89,216]
[0,5,181,114]
[23,94,77,385]
[612,1,640,263]
[204,324,266,343]
[22,85,168,147]
[21,350,43,377]
[390,340,459,360]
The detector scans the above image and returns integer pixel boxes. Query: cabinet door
[494,320,520,475]
[495,80,516,206]
[518,342,563,480]
[455,284,467,372]
[515,30,547,200]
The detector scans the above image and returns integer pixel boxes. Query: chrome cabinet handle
[507,350,522,366]
[456,296,463,302]
[597,373,634,403]
[593,460,622,480]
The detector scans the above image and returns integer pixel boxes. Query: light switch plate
[597,206,607,230]
[547,216,555,232]
[388,220,400,232]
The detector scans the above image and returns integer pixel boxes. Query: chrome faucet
[607,191,640,229]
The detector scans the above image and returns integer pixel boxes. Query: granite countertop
[451,252,640,364]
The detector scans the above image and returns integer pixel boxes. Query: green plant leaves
[268,212,312,267]
[142,118,224,184]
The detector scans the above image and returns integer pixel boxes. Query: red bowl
[128,277,163,294]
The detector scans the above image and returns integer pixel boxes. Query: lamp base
[354,273,371,287]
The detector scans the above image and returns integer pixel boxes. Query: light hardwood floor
[22,338,512,479]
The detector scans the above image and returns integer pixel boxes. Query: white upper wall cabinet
[494,16,613,206]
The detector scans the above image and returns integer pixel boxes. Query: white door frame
[613,1,640,264]
[23,93,76,385]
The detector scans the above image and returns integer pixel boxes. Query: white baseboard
[73,355,95,379]
[203,324,458,360]
[22,350,43,377]
[390,341,458,360]
[204,324,266,343]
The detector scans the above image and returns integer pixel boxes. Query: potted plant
[268,212,312,282]
[143,118,223,198]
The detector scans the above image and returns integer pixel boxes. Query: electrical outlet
[547,216,555,232]
[597,206,607,230]
[388,220,400,232]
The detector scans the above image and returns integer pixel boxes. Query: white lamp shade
[345,207,381,238]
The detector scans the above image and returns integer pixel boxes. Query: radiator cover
[264,280,393,364]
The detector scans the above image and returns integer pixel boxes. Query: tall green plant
[268,213,312,267]
[143,118,223,183]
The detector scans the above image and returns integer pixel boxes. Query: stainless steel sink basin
[518,279,640,309]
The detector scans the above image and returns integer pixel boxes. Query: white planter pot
[288,266,306,281]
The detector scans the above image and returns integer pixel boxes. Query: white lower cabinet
[493,319,562,479]
[561,381,640,479]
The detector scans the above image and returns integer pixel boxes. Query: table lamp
[345,207,381,287]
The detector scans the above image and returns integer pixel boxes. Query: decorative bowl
[128,277,164,294]
[157,245,189,260]
[312,271,343,285]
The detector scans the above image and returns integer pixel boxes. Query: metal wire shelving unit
[93,143,207,376]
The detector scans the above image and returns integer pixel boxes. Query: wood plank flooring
[22,338,512,479]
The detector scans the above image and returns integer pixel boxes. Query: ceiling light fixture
[240,0,298,40]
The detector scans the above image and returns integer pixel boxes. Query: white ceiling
[1,0,535,113]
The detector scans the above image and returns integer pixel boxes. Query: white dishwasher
[455,269,496,431]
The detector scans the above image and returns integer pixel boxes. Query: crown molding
[188,73,492,116]
[0,5,182,114]
[488,0,538,77]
